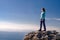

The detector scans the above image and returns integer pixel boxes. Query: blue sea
[0,31,28,40]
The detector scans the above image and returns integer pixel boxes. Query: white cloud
[54,18,60,21]
[0,21,39,32]
[46,26,60,32]
[0,21,60,32]
[46,18,60,21]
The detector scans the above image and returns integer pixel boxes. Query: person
[39,8,46,31]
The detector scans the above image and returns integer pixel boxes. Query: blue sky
[0,0,60,32]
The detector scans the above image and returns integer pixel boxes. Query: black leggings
[40,19,46,31]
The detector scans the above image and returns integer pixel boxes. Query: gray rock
[24,30,60,40]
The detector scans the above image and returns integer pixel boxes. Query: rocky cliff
[24,30,60,40]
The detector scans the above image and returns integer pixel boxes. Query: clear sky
[0,0,60,32]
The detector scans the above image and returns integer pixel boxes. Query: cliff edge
[24,30,60,40]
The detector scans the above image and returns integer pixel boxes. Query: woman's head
[41,8,46,12]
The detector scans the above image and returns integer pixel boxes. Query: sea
[0,31,29,40]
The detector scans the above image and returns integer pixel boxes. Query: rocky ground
[24,30,60,40]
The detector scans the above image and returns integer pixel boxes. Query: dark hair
[42,8,45,12]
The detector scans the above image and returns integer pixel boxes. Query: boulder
[24,35,30,40]
[24,30,60,40]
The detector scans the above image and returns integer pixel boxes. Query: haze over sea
[0,31,28,40]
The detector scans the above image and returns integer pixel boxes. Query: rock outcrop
[24,30,60,40]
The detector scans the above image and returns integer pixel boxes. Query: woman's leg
[39,20,42,31]
[43,19,46,31]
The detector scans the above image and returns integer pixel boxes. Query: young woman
[39,8,46,31]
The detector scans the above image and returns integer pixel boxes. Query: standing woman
[39,8,46,31]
